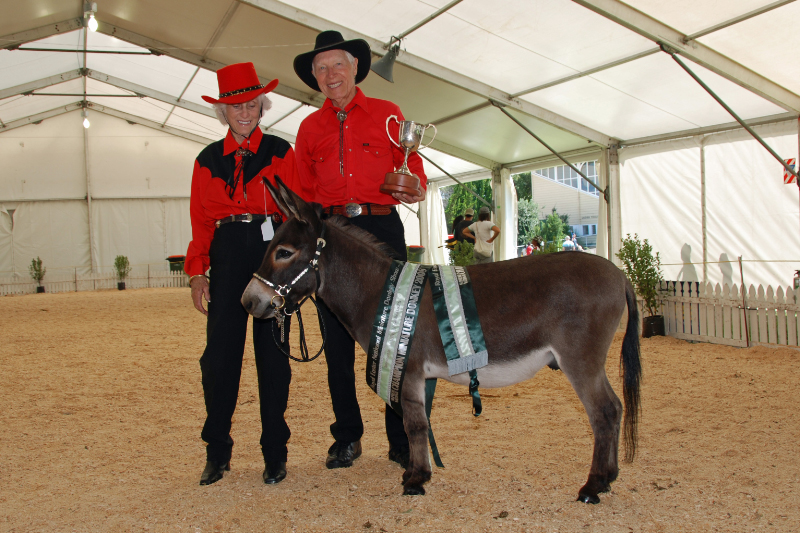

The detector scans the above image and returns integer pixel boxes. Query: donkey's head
[241,177,325,319]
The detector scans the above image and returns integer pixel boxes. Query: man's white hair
[212,93,272,127]
[311,49,355,75]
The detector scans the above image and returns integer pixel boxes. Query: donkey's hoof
[403,485,426,496]
[576,493,600,504]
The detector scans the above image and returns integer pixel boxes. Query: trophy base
[380,183,422,196]
[381,172,421,197]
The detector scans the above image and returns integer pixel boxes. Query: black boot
[262,461,287,484]
[325,441,362,469]
[199,460,230,486]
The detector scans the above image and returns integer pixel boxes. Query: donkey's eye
[275,249,293,260]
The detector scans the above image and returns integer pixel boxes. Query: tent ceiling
[2,0,799,180]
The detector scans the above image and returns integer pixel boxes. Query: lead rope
[251,223,328,362]
[272,295,326,362]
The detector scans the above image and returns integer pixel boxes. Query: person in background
[572,233,583,251]
[563,235,575,251]
[446,215,464,251]
[463,206,500,264]
[185,63,303,487]
[454,208,475,244]
[293,30,427,471]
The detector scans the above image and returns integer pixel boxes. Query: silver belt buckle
[343,203,362,218]
[243,213,253,223]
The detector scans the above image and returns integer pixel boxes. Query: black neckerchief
[224,105,262,199]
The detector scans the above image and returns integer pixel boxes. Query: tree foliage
[512,172,532,201]
[516,198,539,246]
[443,179,492,231]
[616,234,664,316]
[536,208,570,246]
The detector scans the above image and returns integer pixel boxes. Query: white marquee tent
[1,0,798,289]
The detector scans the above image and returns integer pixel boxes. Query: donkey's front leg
[399,376,431,496]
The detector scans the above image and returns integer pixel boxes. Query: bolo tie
[337,109,349,176]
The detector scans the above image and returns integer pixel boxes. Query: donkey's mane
[326,215,397,258]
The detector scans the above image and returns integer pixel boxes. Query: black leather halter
[251,222,327,361]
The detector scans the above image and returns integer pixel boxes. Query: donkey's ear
[263,177,291,217]
[265,175,315,225]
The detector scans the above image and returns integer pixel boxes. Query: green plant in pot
[616,234,665,337]
[114,255,132,290]
[449,240,475,267]
[29,257,46,293]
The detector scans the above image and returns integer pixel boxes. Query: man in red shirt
[185,63,303,486]
[293,31,427,470]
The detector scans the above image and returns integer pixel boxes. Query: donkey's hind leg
[567,369,623,504]
[399,379,432,496]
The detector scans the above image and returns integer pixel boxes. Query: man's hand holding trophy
[381,116,436,203]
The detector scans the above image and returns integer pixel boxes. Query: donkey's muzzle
[241,279,277,319]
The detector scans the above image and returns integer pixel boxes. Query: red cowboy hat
[201,62,279,105]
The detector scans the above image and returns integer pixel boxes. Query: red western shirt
[295,87,427,208]
[185,127,302,277]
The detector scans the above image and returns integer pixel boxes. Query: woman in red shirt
[185,63,302,487]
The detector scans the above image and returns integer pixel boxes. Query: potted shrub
[29,257,46,293]
[114,255,132,290]
[616,234,665,337]
[449,240,475,267]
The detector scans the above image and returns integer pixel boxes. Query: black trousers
[199,220,292,464]
[319,208,409,449]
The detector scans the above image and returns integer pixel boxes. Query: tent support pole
[492,103,609,202]
[664,45,800,181]
[83,111,95,274]
[700,137,708,285]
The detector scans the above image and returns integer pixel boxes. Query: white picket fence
[641,281,800,349]
[0,267,189,296]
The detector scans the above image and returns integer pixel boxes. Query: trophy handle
[386,115,401,148]
[419,123,438,149]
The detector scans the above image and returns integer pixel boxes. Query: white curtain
[0,201,91,276]
[424,181,448,265]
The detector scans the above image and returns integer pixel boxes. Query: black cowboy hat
[293,30,371,92]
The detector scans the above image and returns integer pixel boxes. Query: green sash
[428,265,488,376]
[366,260,428,414]
[366,262,488,466]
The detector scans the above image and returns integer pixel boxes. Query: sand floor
[2,288,798,532]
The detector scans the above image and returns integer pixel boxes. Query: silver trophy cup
[381,116,437,196]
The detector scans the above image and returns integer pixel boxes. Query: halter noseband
[252,222,327,316]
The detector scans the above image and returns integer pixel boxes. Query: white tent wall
[0,112,86,200]
[87,112,201,198]
[619,121,800,289]
[91,198,191,272]
[703,121,800,289]
[619,138,704,283]
[0,109,204,276]
[0,200,90,276]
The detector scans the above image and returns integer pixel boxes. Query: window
[533,160,600,197]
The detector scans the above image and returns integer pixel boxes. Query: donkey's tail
[621,278,642,463]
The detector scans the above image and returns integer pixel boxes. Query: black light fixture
[371,40,401,83]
